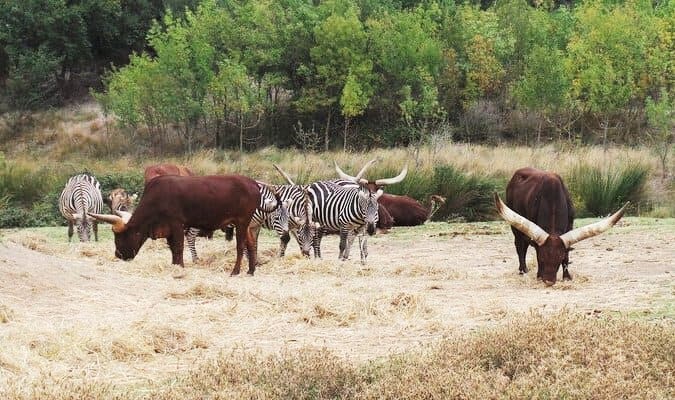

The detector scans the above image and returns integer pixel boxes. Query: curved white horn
[114,210,133,224]
[88,212,128,233]
[560,202,629,248]
[355,158,378,180]
[494,193,549,246]
[374,164,408,186]
[335,161,358,182]
[273,164,296,185]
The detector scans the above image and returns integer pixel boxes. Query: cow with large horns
[495,167,629,285]
[89,174,266,275]
[378,194,446,227]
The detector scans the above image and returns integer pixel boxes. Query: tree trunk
[324,107,332,152]
[343,117,349,151]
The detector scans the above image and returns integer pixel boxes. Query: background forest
[1,0,673,153]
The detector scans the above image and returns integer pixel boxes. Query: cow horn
[273,164,296,185]
[88,212,128,233]
[114,210,133,224]
[559,202,629,248]
[374,164,408,186]
[494,193,549,246]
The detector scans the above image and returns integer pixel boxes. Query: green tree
[512,45,570,144]
[566,0,659,147]
[645,89,674,180]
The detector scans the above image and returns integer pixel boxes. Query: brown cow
[378,194,446,226]
[90,174,262,275]
[144,163,194,183]
[495,167,628,285]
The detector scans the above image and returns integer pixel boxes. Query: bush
[432,165,501,222]
[567,163,649,217]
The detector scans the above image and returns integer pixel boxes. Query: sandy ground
[0,219,673,388]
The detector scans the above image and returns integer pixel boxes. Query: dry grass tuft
[0,304,14,323]
[166,282,238,300]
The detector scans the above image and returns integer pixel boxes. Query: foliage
[645,88,674,180]
[567,163,650,217]
[431,164,501,221]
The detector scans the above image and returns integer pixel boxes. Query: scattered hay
[166,282,238,300]
[0,304,14,323]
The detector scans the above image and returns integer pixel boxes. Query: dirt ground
[0,219,673,389]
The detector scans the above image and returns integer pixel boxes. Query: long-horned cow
[90,174,264,275]
[378,194,446,226]
[495,167,628,285]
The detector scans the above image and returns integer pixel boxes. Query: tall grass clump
[567,163,649,217]
[432,165,502,221]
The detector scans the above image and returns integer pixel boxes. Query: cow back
[130,174,260,233]
[144,163,195,184]
[378,194,428,226]
[505,167,574,235]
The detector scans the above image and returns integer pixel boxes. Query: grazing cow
[90,174,264,275]
[104,188,138,213]
[495,167,629,285]
[378,194,446,226]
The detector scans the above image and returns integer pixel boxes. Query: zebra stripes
[58,173,104,242]
[308,180,382,264]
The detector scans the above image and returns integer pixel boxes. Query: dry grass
[0,216,673,399]
[3,312,671,399]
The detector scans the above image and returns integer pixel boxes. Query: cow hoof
[230,270,240,276]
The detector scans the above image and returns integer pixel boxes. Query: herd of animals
[57,161,628,286]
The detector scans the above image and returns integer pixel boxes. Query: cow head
[88,211,147,260]
[494,193,628,285]
[105,188,138,213]
[335,159,406,235]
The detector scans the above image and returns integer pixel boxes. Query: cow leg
[67,221,74,242]
[562,251,572,281]
[231,223,247,276]
[245,226,258,275]
[514,233,529,274]
[167,225,185,267]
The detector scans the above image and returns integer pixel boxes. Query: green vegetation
[2,0,674,153]
[568,163,650,217]
[0,144,671,228]
[2,312,672,399]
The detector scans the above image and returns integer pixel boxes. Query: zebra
[307,161,407,264]
[58,173,105,242]
[184,181,283,263]
[270,184,316,257]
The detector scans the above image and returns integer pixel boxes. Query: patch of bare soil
[0,221,672,388]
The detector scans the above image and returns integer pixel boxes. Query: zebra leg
[67,221,74,242]
[313,228,324,259]
[93,220,99,242]
[358,234,368,264]
[339,228,350,261]
[279,230,292,257]
[185,228,199,263]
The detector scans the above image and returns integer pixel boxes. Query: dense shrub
[432,165,502,222]
[567,163,649,217]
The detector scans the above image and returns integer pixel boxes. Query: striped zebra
[58,173,105,242]
[270,184,316,257]
[307,161,407,263]
[185,181,282,262]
